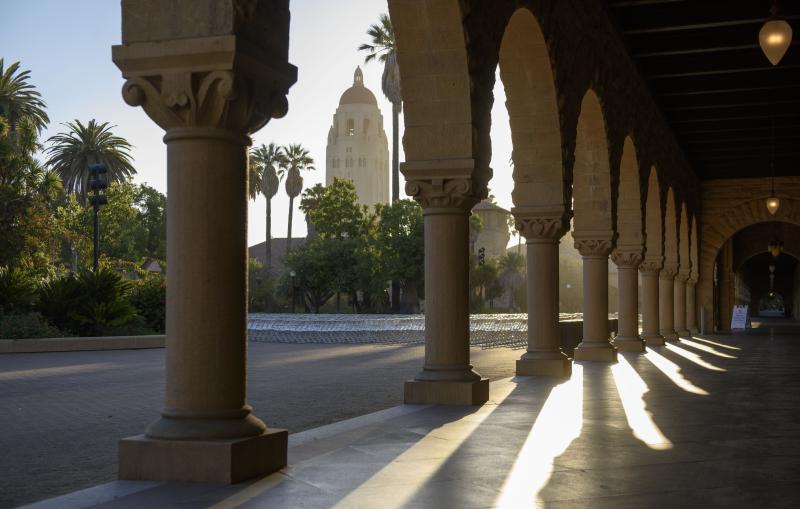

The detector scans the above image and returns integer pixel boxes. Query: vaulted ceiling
[606,0,800,180]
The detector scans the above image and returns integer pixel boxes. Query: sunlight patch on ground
[494,364,584,508]
[689,336,741,351]
[0,362,117,381]
[611,356,673,450]
[665,343,726,372]
[678,338,737,359]
[643,349,709,395]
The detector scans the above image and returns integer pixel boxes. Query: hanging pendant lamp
[766,118,780,215]
[760,1,793,65]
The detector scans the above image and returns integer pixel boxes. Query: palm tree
[45,119,135,201]
[359,13,401,203]
[0,59,49,132]
[249,143,286,271]
[282,144,315,255]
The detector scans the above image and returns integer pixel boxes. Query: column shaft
[674,276,690,338]
[516,238,571,375]
[574,239,617,362]
[659,271,678,341]
[640,263,664,345]
[687,280,698,334]
[615,264,645,352]
[404,206,488,404]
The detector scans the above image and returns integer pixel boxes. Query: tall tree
[282,143,315,255]
[0,59,49,132]
[358,13,401,203]
[45,119,135,201]
[248,143,286,270]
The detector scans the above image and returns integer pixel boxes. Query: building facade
[325,67,389,207]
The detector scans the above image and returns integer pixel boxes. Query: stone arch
[498,7,565,215]
[733,222,800,272]
[697,197,800,331]
[678,203,689,274]
[664,188,678,269]
[572,90,612,236]
[644,167,662,261]
[615,136,642,251]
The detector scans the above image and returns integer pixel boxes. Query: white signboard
[731,305,749,330]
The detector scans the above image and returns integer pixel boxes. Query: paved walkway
[0,342,520,508]
[19,333,800,508]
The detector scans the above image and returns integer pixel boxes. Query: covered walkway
[28,332,800,508]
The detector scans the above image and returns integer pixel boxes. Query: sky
[1,1,517,246]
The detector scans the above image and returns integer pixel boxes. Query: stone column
[659,266,678,341]
[112,2,297,483]
[573,236,618,362]
[674,271,690,338]
[611,250,645,352]
[403,174,489,405]
[513,212,571,376]
[639,258,665,346]
[687,275,698,334]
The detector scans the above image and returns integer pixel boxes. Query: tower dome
[339,67,378,106]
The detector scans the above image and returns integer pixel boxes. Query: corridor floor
[24,334,800,508]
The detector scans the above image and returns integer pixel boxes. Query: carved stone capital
[611,250,643,268]
[675,270,691,283]
[659,265,678,280]
[574,239,614,258]
[514,216,568,241]
[405,178,481,210]
[113,34,296,135]
[639,258,663,275]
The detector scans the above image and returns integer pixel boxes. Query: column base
[573,342,618,362]
[641,333,665,346]
[689,327,699,335]
[614,336,646,352]
[661,331,679,342]
[516,353,572,377]
[118,429,287,483]
[677,329,691,338]
[404,378,489,405]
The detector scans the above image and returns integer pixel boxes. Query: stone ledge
[0,335,165,354]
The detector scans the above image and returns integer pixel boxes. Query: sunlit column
[403,174,488,404]
[659,266,678,341]
[687,275,698,334]
[639,258,664,346]
[674,271,690,338]
[573,236,617,362]
[611,250,645,352]
[113,0,296,483]
[513,212,571,376]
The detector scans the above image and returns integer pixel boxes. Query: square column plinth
[404,379,489,405]
[614,338,647,352]
[516,357,572,377]
[119,429,287,483]
[573,342,618,362]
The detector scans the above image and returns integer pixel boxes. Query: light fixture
[766,118,780,215]
[760,1,793,65]
[768,238,784,258]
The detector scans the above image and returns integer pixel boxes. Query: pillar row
[512,212,572,376]
[639,258,665,346]
[687,275,699,334]
[573,235,618,362]
[659,266,678,341]
[403,175,488,405]
[611,250,646,352]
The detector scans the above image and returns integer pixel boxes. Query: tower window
[347,118,355,136]
[363,118,370,135]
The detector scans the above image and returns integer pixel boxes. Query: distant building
[472,200,511,259]
[325,67,390,207]
[248,238,307,274]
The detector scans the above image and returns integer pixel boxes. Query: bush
[37,268,138,336]
[0,267,36,315]
[129,275,166,332]
[0,312,67,339]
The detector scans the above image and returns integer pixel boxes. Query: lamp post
[289,270,297,313]
[88,163,109,271]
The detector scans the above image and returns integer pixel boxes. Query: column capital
[660,265,678,280]
[405,178,482,210]
[639,257,663,275]
[675,270,691,283]
[113,35,296,135]
[611,249,643,268]
[511,210,569,242]
[573,237,614,258]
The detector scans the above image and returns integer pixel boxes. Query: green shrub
[37,268,137,336]
[0,312,67,339]
[128,275,166,332]
[0,267,36,315]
